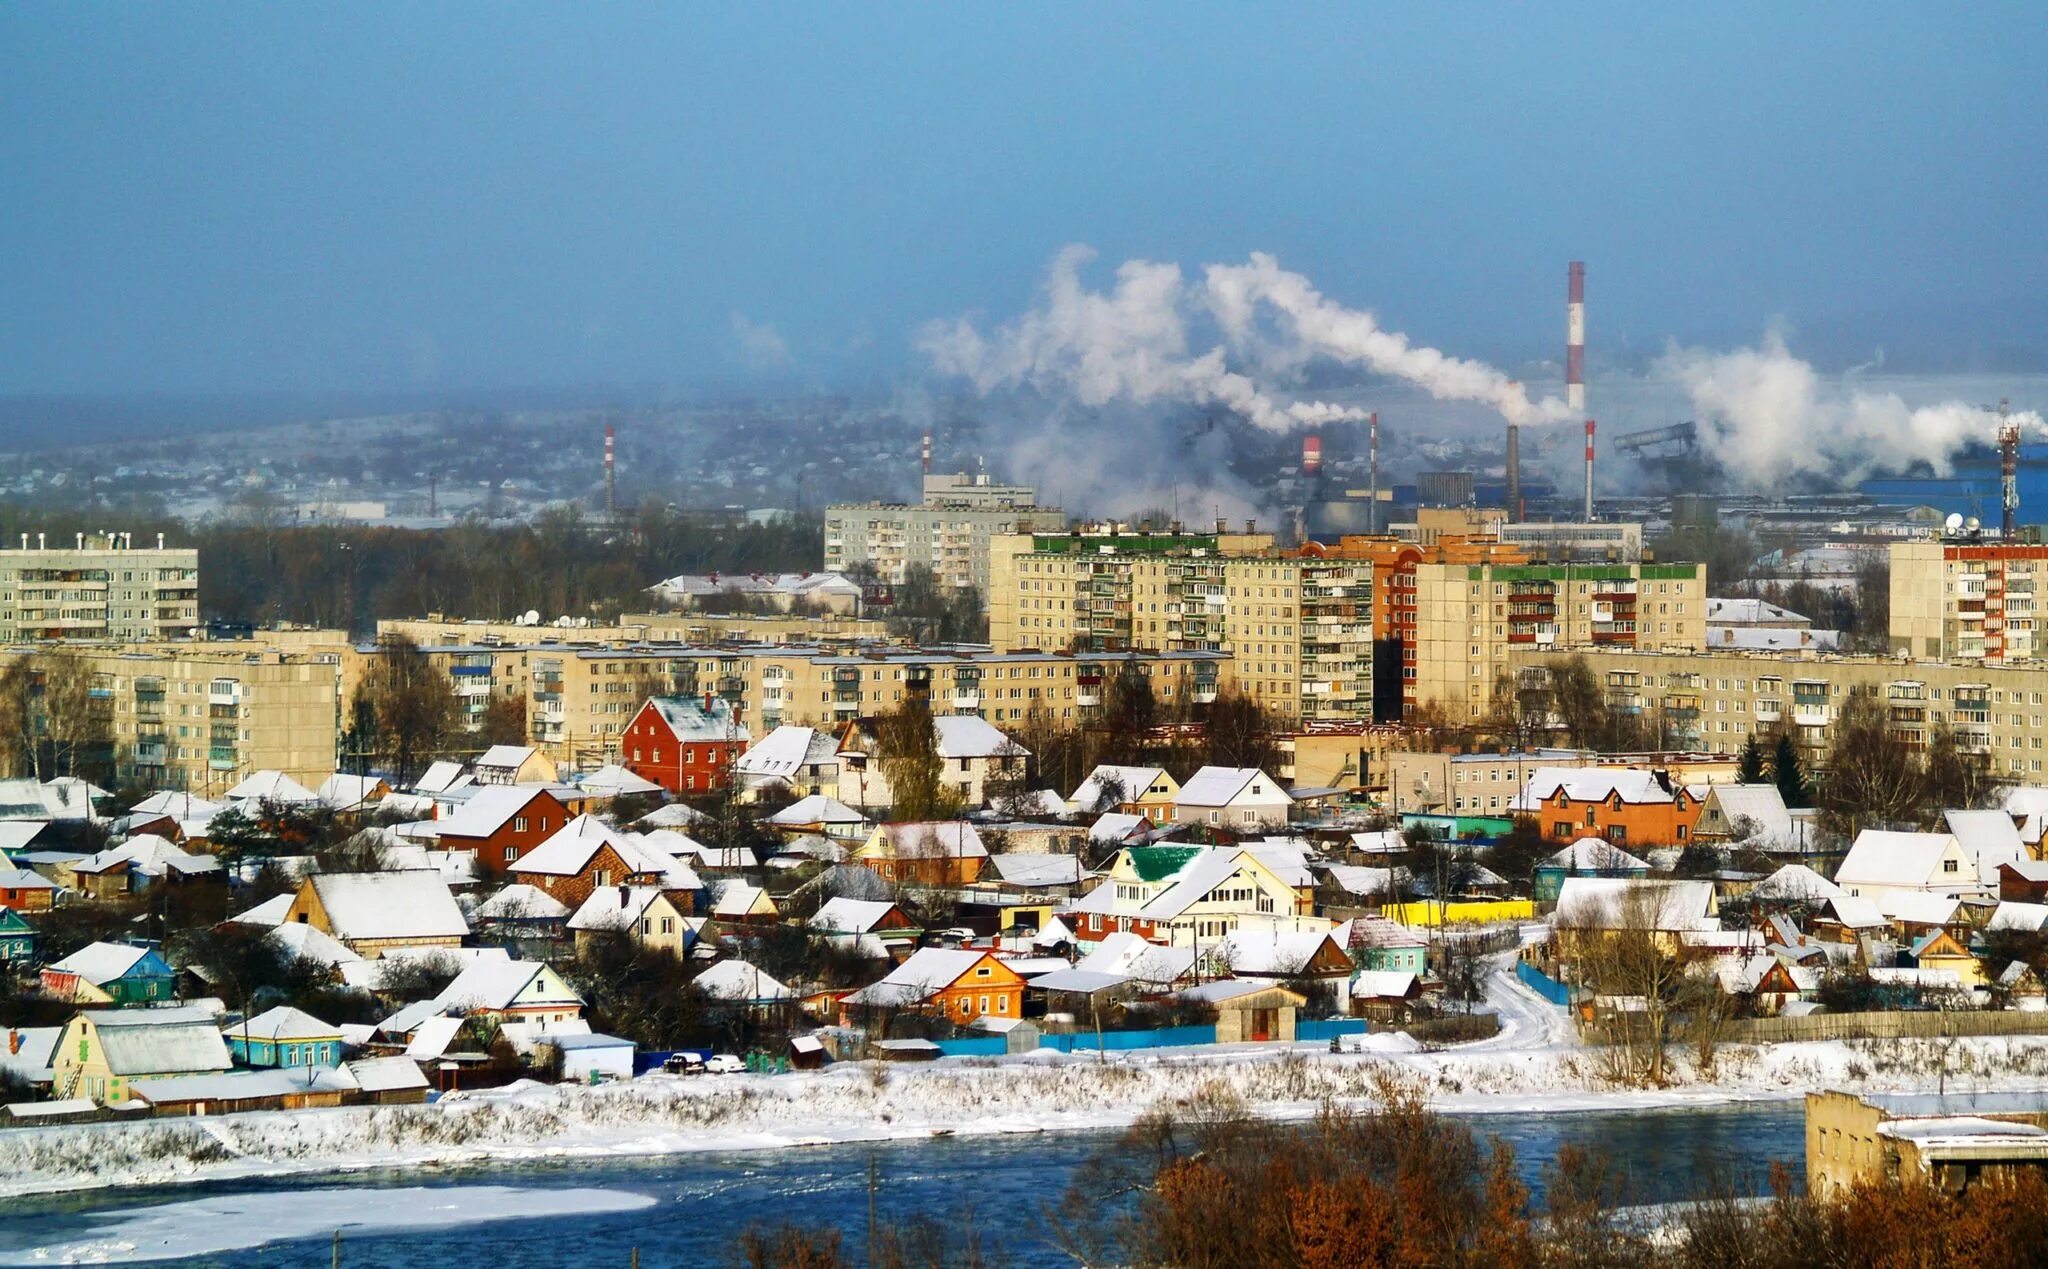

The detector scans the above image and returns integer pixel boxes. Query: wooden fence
[1723,1009,2048,1045]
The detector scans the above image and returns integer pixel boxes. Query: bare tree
[351,633,457,783]
[1817,688,1922,839]
[1557,884,1693,1086]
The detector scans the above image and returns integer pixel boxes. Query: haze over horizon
[3,4,2045,405]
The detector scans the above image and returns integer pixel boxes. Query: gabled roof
[1988,901,2048,933]
[1176,766,1286,808]
[474,883,573,922]
[737,726,840,779]
[49,941,161,985]
[434,959,581,1013]
[0,866,58,893]
[1944,809,2026,876]
[512,815,668,878]
[1349,829,1407,855]
[692,959,795,1002]
[931,715,1023,760]
[643,697,751,746]
[1554,878,1720,932]
[1122,844,1205,883]
[567,885,673,932]
[230,893,295,927]
[1212,930,1345,977]
[635,802,707,828]
[1836,830,1969,891]
[317,774,388,810]
[870,822,987,859]
[1514,767,1673,810]
[846,949,1007,1007]
[809,897,903,935]
[1704,784,1795,838]
[79,834,220,879]
[769,794,867,827]
[1750,863,1844,904]
[1879,892,1962,928]
[1341,913,1426,951]
[1542,837,1650,873]
[711,881,775,918]
[474,744,539,771]
[986,853,1084,888]
[229,1006,339,1042]
[1139,848,1280,922]
[224,771,319,804]
[435,785,557,839]
[130,791,223,819]
[576,764,664,796]
[1822,895,1890,930]
[78,1007,230,1076]
[413,761,468,795]
[1069,765,1171,810]
[305,871,469,941]
[1088,812,1150,845]
[267,921,362,969]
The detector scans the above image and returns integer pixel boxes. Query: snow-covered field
[9,962,2048,1200]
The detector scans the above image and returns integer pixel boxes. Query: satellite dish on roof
[1966,516,1982,534]
[1946,513,1965,533]
[523,609,540,625]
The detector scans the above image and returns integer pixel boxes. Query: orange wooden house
[842,948,1025,1025]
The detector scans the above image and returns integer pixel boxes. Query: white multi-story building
[0,533,200,642]
[825,472,1064,591]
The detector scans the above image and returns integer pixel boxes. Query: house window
[1584,808,1596,828]
[514,816,529,833]
[652,749,661,763]
[979,995,989,1014]
[1609,826,1628,844]
[632,748,641,762]
[661,917,674,934]
[996,995,1009,1014]
[504,847,517,862]
[595,870,612,886]
[1552,822,1572,839]
[1944,859,1959,873]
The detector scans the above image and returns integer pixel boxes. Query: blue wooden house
[223,1006,344,1068]
[0,907,35,962]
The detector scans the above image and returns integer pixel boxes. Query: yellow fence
[1382,899,1534,928]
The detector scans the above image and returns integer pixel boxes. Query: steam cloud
[919,245,1571,432]
[1661,328,2045,488]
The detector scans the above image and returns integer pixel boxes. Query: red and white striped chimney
[1368,412,1380,534]
[1566,261,1586,413]
[604,423,616,516]
[921,432,932,476]
[1583,419,1596,521]
[1302,435,1322,477]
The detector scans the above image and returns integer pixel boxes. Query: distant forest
[0,501,825,633]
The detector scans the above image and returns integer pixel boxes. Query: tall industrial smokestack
[604,423,616,517]
[1583,419,1596,521]
[2000,399,2019,539]
[1505,424,1521,524]
[1302,435,1322,477]
[1566,261,1586,413]
[921,432,932,476]
[1368,412,1380,534]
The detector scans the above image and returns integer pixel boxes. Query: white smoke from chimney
[1660,327,2046,488]
[921,246,1563,433]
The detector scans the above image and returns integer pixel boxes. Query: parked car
[663,1053,706,1074]
[705,1053,745,1074]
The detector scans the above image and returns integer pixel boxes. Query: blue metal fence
[1035,1024,1218,1053]
[929,1035,1010,1058]
[1516,960,1572,1006]
[1296,1018,1371,1043]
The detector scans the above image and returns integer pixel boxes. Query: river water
[0,1101,1805,1266]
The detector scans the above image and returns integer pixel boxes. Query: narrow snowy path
[1471,947,1573,1052]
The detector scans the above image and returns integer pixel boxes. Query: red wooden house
[434,786,572,877]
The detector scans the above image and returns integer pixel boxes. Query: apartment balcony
[952,690,982,709]
[1192,685,1219,704]
[1792,706,1831,727]
[456,680,492,698]
[208,685,240,706]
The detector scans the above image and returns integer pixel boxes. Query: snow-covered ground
[9,957,2048,1201]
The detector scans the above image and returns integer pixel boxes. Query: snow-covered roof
[692,959,795,1002]
[635,803,707,828]
[475,744,539,772]
[79,1007,230,1076]
[130,791,223,818]
[810,897,902,934]
[405,1015,464,1060]
[1213,930,1342,977]
[1068,765,1169,810]
[268,922,363,968]
[1705,597,1812,626]
[1543,837,1651,874]
[1822,895,1890,929]
[1351,970,1421,999]
[1988,901,2048,933]
[304,871,469,942]
[1176,979,1299,1005]
[413,761,467,794]
[1705,784,1795,839]
[1341,913,1426,950]
[1878,892,1961,928]
[711,881,774,918]
[513,814,668,878]
[987,853,1084,888]
[0,866,55,894]
[1074,932,1198,985]
[1322,863,1407,900]
[343,1055,429,1093]
[434,959,580,1013]
[317,774,388,810]
[79,834,220,879]
[872,821,987,859]
[1944,809,2026,876]
[1087,812,1149,845]
[224,770,319,804]
[474,883,572,922]
[1349,829,1407,855]
[845,948,993,1007]
[644,697,750,745]
[1837,830,1969,891]
[229,893,296,927]
[575,764,664,796]
[737,726,840,780]
[1554,878,1720,932]
[1750,863,1844,904]
[1029,967,1131,995]
[931,714,1024,760]
[227,1006,339,1042]
[567,885,671,932]
[1514,767,1673,810]
[435,785,556,839]
[769,794,867,827]
[1175,766,1286,808]
[48,942,156,986]
[0,1025,60,1083]
[1136,848,1269,921]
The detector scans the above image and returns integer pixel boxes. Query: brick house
[622,697,750,796]
[509,814,700,912]
[433,786,572,876]
[1513,767,1705,848]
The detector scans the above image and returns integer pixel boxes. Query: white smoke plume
[1659,328,2045,488]
[919,245,1569,432]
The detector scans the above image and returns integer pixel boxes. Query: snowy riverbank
[8,1028,2048,1201]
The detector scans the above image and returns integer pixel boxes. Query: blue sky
[2,4,2043,396]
